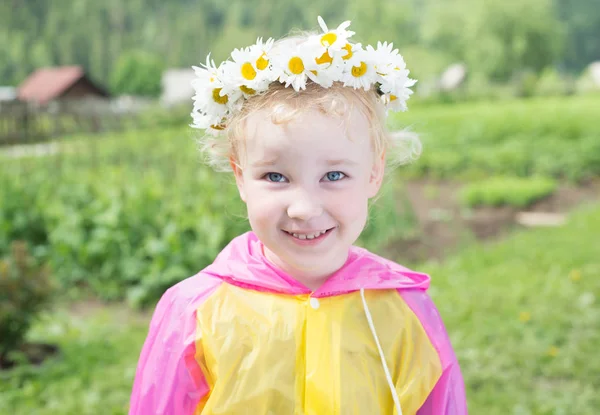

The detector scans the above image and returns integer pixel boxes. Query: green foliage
[556,0,600,73]
[0,242,55,366]
[1,95,598,308]
[421,0,565,82]
[395,95,600,182]
[110,50,164,96]
[0,0,596,89]
[459,176,557,208]
[535,67,575,97]
[358,179,419,252]
[0,128,249,308]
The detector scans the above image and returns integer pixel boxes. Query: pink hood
[202,231,430,297]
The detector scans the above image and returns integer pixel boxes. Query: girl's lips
[282,227,336,246]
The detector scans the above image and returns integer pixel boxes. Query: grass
[421,202,600,414]
[459,176,557,208]
[0,305,149,415]
[1,203,599,414]
[391,95,600,182]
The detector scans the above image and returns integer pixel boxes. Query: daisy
[341,45,378,90]
[380,76,417,112]
[190,108,225,132]
[377,64,417,112]
[317,16,355,54]
[191,53,222,95]
[367,42,403,76]
[366,41,416,96]
[191,55,242,126]
[381,92,409,112]
[311,44,346,88]
[221,37,275,97]
[271,38,323,91]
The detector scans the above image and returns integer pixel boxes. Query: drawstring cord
[360,288,403,415]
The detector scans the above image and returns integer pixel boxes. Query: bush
[459,176,557,208]
[0,241,55,367]
[0,128,249,308]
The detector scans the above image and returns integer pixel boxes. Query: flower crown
[190,16,417,135]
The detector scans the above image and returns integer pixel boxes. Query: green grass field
[2,202,598,414]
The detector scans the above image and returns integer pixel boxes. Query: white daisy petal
[317,16,328,33]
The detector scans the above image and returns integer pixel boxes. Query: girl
[129,16,467,415]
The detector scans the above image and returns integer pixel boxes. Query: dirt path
[385,179,600,263]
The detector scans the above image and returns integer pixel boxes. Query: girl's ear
[367,150,385,198]
[230,157,247,202]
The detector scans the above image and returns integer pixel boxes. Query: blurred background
[1,0,599,414]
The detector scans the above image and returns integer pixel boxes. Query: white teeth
[290,229,328,240]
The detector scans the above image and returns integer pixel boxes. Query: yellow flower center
[390,95,397,101]
[342,44,353,60]
[351,62,368,78]
[321,32,337,47]
[241,62,257,80]
[212,88,228,104]
[288,57,305,75]
[315,51,333,65]
[256,53,269,70]
[240,85,256,95]
[210,124,226,131]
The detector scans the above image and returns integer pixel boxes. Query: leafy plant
[0,241,55,367]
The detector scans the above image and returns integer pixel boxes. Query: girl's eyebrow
[251,157,279,167]
[326,159,359,166]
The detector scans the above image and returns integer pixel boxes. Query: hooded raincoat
[129,232,467,414]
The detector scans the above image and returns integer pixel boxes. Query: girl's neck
[262,246,349,292]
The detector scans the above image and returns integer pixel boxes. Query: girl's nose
[286,190,323,221]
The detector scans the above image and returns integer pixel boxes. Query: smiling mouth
[283,227,336,240]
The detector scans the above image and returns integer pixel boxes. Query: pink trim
[203,232,431,297]
[399,289,468,414]
[129,274,221,414]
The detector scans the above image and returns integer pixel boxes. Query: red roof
[17,66,103,104]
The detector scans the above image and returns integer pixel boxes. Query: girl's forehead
[241,108,374,167]
[245,106,370,146]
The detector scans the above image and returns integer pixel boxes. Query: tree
[110,50,164,97]
[422,0,565,81]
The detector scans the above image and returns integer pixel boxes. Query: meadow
[1,94,599,414]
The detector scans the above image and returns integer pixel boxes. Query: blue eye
[325,171,346,181]
[266,172,287,182]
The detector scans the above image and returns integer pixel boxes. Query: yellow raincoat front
[129,232,467,414]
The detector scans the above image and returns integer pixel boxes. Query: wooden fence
[0,98,137,146]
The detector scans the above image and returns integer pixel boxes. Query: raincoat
[129,231,467,414]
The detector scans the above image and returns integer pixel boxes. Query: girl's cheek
[327,188,367,213]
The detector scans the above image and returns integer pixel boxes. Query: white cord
[360,287,403,415]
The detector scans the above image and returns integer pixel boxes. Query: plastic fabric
[129,231,467,414]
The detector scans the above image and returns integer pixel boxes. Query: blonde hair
[196,35,421,172]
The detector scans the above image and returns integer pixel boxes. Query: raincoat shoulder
[128,272,222,415]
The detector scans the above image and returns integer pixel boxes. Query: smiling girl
[129,16,467,415]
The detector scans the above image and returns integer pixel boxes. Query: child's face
[232,106,384,288]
